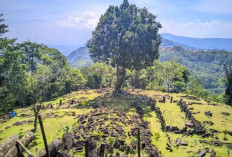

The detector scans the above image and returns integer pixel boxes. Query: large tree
[87,0,161,93]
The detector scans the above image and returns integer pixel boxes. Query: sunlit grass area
[0,89,232,157]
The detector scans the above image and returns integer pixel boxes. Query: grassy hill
[0,89,231,156]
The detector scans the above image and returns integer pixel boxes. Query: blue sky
[1,0,232,55]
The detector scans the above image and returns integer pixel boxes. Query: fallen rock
[62,133,73,151]
[37,138,62,157]
[166,143,173,152]
[57,152,73,157]
[4,131,35,157]
[205,111,213,117]
[198,150,207,157]
[0,135,19,157]
[221,112,231,116]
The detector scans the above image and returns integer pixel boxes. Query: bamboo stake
[16,140,34,157]
[38,114,50,157]
[85,139,89,157]
[138,128,141,157]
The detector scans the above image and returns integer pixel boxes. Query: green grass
[156,102,187,129]
[0,89,232,157]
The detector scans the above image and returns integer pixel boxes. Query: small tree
[33,104,41,132]
[87,0,161,93]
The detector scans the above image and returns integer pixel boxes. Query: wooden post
[137,128,141,157]
[60,100,62,106]
[16,140,33,157]
[16,142,23,157]
[38,115,50,157]
[85,139,89,157]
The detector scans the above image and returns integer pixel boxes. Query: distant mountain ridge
[67,46,93,69]
[160,38,195,49]
[66,33,232,93]
[161,33,232,51]
[66,36,195,68]
[66,33,232,69]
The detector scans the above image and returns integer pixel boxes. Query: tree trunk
[33,105,41,132]
[115,65,126,93]
[224,65,232,105]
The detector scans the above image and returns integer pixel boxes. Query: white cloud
[58,11,100,29]
[160,19,232,38]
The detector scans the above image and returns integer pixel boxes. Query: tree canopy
[0,14,85,113]
[87,0,161,92]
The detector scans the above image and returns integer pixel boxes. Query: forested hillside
[67,46,232,94]
[160,46,232,93]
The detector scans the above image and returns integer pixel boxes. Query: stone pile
[177,99,206,135]
[0,112,13,123]
[70,108,161,156]
[180,95,200,101]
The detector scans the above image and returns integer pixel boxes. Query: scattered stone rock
[4,131,35,157]
[0,135,19,157]
[166,143,173,152]
[5,126,10,129]
[221,112,231,116]
[205,111,213,117]
[37,138,62,157]
[198,150,206,157]
[57,152,73,157]
[62,133,73,151]
[203,121,214,126]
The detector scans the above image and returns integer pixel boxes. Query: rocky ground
[0,88,232,157]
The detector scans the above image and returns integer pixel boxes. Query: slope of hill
[161,33,232,52]
[161,38,195,49]
[159,47,232,93]
[67,46,92,68]
[67,46,89,64]
[0,89,231,157]
[66,38,194,68]
[66,46,232,93]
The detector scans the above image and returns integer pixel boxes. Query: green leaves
[80,62,116,89]
[0,40,86,113]
[106,136,115,147]
[127,60,189,92]
[86,1,161,91]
